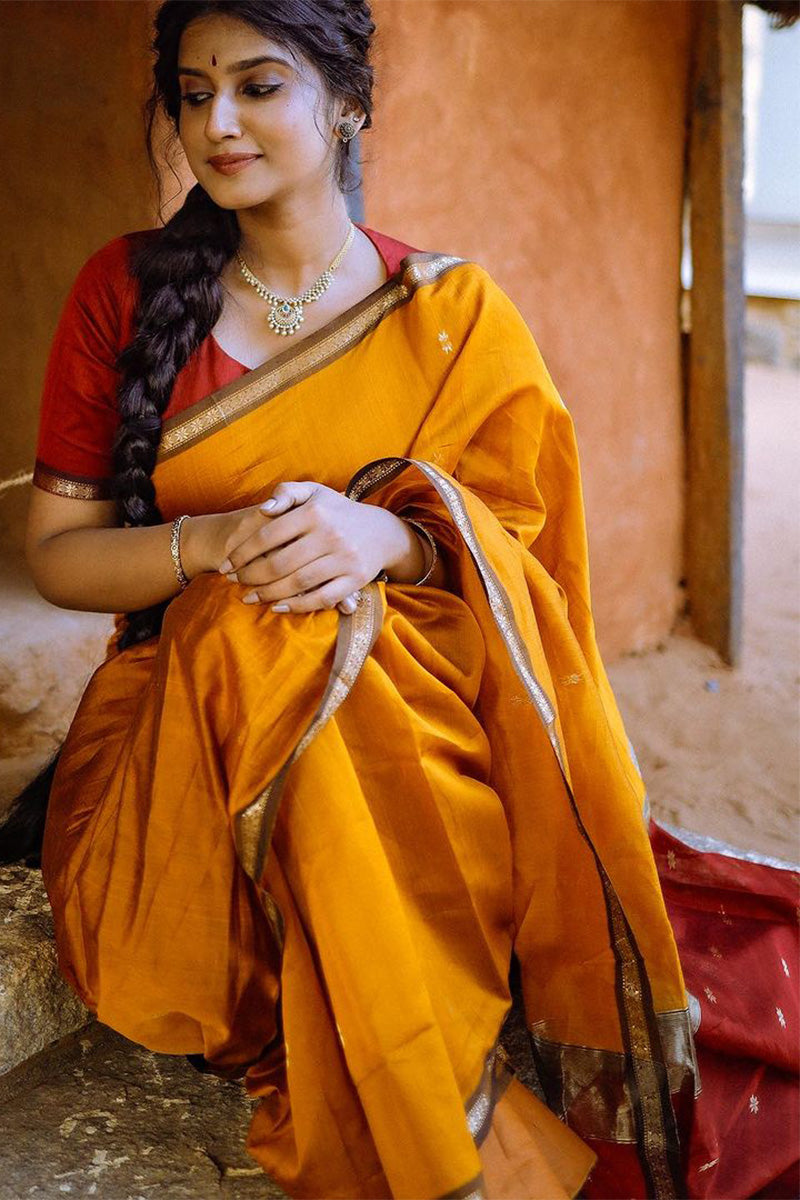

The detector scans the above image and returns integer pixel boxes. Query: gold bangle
[403,518,438,586]
[170,514,190,591]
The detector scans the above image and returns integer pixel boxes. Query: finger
[259,480,318,517]
[223,506,316,575]
[235,550,335,597]
[258,579,357,614]
[216,507,273,573]
[337,591,360,615]
[227,535,321,590]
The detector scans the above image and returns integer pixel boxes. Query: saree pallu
[41,251,700,1199]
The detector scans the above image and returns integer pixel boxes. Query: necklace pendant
[268,299,304,336]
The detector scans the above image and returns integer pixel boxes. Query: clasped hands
[191,481,427,616]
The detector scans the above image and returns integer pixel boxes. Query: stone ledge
[0,865,90,1075]
[0,1021,288,1198]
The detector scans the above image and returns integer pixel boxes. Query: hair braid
[113,185,239,650]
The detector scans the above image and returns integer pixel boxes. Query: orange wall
[364,0,691,658]
[1,0,691,660]
[0,1,154,548]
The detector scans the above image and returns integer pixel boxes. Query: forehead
[179,12,298,67]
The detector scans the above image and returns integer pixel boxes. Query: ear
[339,104,365,128]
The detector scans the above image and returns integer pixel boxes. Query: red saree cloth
[652,821,799,1200]
[579,818,799,1200]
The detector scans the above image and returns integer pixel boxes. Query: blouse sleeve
[33,235,138,500]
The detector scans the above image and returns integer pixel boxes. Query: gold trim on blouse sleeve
[33,460,114,501]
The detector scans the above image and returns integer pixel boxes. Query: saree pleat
[41,249,697,1199]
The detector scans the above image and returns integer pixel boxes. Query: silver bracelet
[403,518,438,586]
[170,514,190,591]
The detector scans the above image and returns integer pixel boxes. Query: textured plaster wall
[365,0,692,658]
[0,0,154,548]
[1,0,691,660]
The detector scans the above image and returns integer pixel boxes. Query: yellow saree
[41,249,698,1199]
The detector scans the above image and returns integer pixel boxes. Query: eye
[180,83,282,107]
[180,91,212,107]
[243,83,282,98]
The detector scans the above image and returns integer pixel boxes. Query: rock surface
[0,546,112,815]
[0,982,542,1200]
[0,865,89,1075]
[0,1021,288,1199]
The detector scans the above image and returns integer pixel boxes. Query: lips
[208,154,261,175]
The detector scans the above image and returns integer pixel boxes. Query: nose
[204,91,242,141]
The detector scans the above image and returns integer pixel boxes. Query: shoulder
[395,244,530,330]
[70,228,158,298]
[60,228,160,341]
[400,249,568,410]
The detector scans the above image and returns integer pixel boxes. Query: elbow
[24,535,69,609]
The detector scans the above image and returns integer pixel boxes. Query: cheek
[268,102,329,160]
[176,112,195,151]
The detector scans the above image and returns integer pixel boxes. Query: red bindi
[211,54,217,66]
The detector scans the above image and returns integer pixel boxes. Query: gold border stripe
[158,252,467,460]
[465,1040,514,1146]
[345,456,687,1199]
[437,1172,486,1200]
[527,1006,700,1142]
[32,460,113,501]
[233,582,385,890]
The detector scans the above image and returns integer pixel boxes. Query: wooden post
[685,0,745,665]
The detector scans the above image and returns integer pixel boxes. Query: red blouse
[33,223,418,499]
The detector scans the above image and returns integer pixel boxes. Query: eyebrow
[177,55,293,77]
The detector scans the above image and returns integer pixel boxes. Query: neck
[234,191,355,295]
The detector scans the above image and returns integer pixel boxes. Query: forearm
[27,518,206,613]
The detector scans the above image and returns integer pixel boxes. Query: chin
[202,177,276,210]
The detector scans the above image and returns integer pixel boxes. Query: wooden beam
[685,0,745,665]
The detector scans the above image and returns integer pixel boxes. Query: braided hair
[116,0,377,650]
[0,0,376,862]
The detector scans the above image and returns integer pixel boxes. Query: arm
[24,489,272,614]
[25,487,445,615]
[25,490,197,613]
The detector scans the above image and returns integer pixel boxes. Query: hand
[180,490,364,614]
[211,481,417,614]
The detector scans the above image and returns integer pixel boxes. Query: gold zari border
[233,582,384,908]
[344,456,688,1200]
[528,1007,699,1145]
[157,252,467,461]
[32,460,113,501]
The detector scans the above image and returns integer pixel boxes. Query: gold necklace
[235,221,356,337]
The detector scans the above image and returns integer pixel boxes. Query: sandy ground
[607,362,800,864]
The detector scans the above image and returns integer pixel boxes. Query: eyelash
[180,84,282,106]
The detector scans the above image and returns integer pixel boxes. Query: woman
[6,2,795,1198]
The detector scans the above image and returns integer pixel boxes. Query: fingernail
[242,593,259,604]
[271,603,290,613]
[218,558,233,574]
[226,572,238,583]
[260,499,277,512]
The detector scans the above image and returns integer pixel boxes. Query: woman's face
[176,13,354,209]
